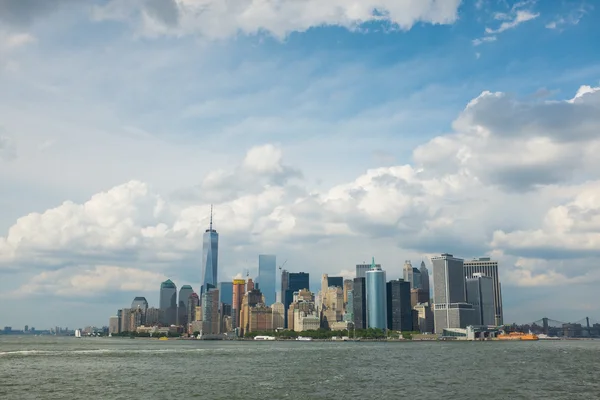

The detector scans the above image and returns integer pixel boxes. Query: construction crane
[278,259,288,271]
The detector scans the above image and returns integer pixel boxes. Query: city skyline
[1,1,600,328]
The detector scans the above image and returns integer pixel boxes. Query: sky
[1,0,599,329]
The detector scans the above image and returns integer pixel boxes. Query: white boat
[296,336,313,341]
[75,329,82,338]
[254,335,276,341]
[108,333,112,338]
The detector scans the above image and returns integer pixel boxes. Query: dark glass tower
[178,285,194,327]
[159,279,177,326]
[386,279,413,331]
[201,205,219,297]
[353,277,366,329]
[258,255,277,306]
[327,276,344,288]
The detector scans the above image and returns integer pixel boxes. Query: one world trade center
[200,205,219,297]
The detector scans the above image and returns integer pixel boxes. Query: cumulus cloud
[0,0,76,27]
[92,0,462,39]
[3,85,600,298]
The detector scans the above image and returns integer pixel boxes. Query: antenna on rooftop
[209,204,213,231]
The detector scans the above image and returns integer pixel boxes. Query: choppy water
[1,336,599,399]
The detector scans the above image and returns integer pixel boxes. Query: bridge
[521,317,600,337]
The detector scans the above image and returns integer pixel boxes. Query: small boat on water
[296,336,313,341]
[158,337,168,341]
[74,329,82,338]
[254,336,276,341]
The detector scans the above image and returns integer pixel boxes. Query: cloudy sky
[1,0,599,329]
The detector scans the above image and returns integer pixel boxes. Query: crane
[278,259,288,271]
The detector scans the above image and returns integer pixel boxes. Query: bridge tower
[542,317,549,335]
[586,317,591,336]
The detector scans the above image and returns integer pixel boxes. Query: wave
[0,348,213,357]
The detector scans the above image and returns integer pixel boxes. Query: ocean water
[1,336,598,399]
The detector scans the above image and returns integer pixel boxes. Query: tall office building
[109,316,119,334]
[343,279,353,304]
[386,279,413,331]
[258,255,277,306]
[159,279,177,326]
[431,253,475,333]
[420,261,430,300]
[365,258,387,330]
[464,257,503,325]
[353,277,366,329]
[120,308,132,332]
[271,302,285,330]
[218,282,233,309]
[281,269,289,303]
[284,272,310,328]
[466,273,496,326]
[145,307,161,326]
[178,285,194,326]
[240,288,264,336]
[200,206,219,297]
[187,292,200,326]
[327,276,344,288]
[131,297,149,311]
[356,263,381,279]
[412,267,422,289]
[232,279,246,329]
[202,288,220,335]
[403,261,414,288]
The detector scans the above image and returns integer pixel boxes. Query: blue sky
[1,0,600,328]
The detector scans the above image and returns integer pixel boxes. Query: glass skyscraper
[178,285,194,326]
[159,279,177,326]
[283,272,310,328]
[353,277,366,329]
[218,282,233,307]
[386,279,413,331]
[258,254,276,306]
[365,258,387,330]
[201,206,219,297]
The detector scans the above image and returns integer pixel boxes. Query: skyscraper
[131,297,149,311]
[431,253,475,333]
[327,276,344,288]
[356,263,381,279]
[466,273,495,326]
[353,277,366,329]
[258,255,277,306]
[365,258,387,330]
[178,285,194,327]
[218,282,233,309]
[386,279,413,331]
[420,261,430,299]
[412,267,422,289]
[202,288,220,335]
[281,269,289,303]
[284,272,310,328]
[403,261,414,288]
[463,257,503,325]
[200,205,219,297]
[159,279,177,326]
[187,292,200,326]
[232,279,246,329]
[271,302,285,330]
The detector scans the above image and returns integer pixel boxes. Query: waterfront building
[130,308,144,331]
[232,278,245,329]
[287,290,316,331]
[344,289,354,322]
[200,206,219,297]
[343,279,353,305]
[419,261,430,300]
[293,309,320,332]
[356,263,381,279]
[109,316,119,334]
[120,308,132,332]
[271,302,285,330]
[178,285,194,326]
[352,277,366,329]
[201,288,220,335]
[187,292,200,327]
[386,279,413,331]
[283,272,310,328]
[145,307,161,326]
[249,305,273,332]
[159,279,177,326]
[431,254,475,333]
[466,273,496,326]
[240,288,264,336]
[365,258,387,330]
[281,269,289,304]
[258,255,277,306]
[413,303,434,333]
[464,257,503,325]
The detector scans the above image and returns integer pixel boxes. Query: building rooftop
[161,279,176,288]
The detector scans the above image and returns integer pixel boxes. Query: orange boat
[496,332,539,341]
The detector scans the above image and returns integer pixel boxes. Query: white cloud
[485,10,539,34]
[1,32,36,49]
[92,0,462,39]
[472,35,497,46]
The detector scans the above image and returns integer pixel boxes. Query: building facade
[178,285,193,326]
[356,263,381,279]
[187,292,200,328]
[201,288,220,335]
[365,258,387,330]
[420,261,430,300]
[271,302,285,330]
[249,305,273,333]
[403,261,414,288]
[159,279,177,326]
[353,277,366,329]
[431,253,473,333]
[284,272,310,328]
[232,279,245,329]
[109,316,119,334]
[386,279,413,331]
[463,257,503,325]
[200,206,219,297]
[466,273,496,326]
[258,255,277,306]
[413,303,434,333]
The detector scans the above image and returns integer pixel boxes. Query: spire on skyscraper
[210,204,213,231]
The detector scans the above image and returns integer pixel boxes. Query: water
[1,337,598,399]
